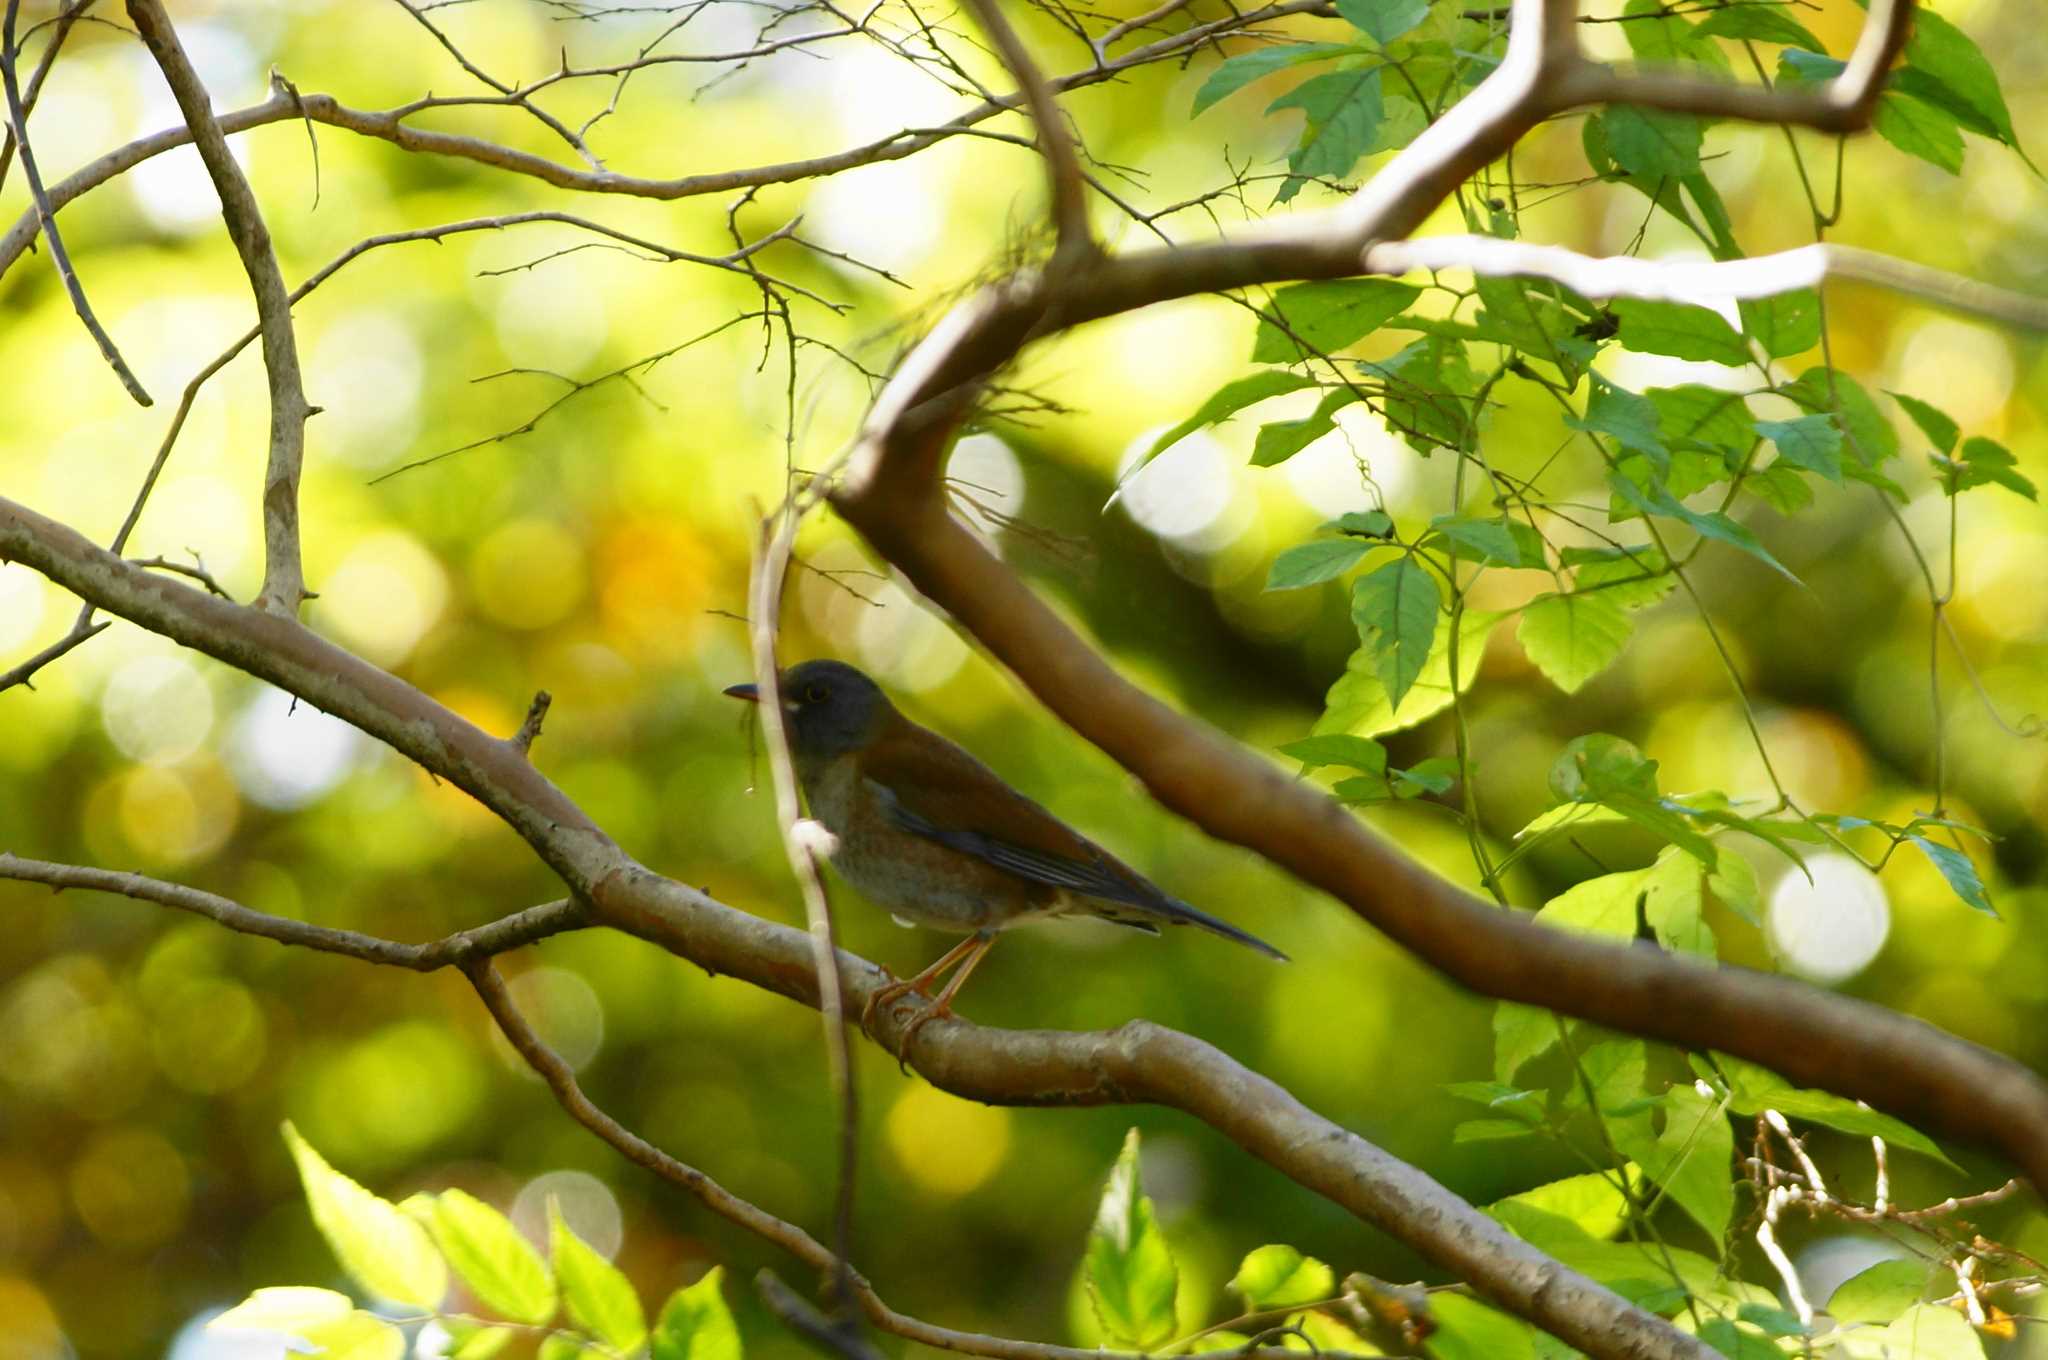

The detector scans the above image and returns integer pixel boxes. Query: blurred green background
[2,0,2046,1355]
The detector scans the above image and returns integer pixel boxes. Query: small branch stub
[512,690,552,755]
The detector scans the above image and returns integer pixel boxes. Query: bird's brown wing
[857,714,1159,908]
[860,714,1289,961]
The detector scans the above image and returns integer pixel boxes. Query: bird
[724,659,1286,1047]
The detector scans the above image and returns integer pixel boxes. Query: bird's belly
[803,762,1046,932]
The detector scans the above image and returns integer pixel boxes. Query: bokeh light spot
[228,687,367,811]
[471,519,587,630]
[70,1127,190,1250]
[489,968,605,1074]
[102,654,214,765]
[885,1083,1012,1196]
[150,978,267,1095]
[114,761,239,865]
[0,567,47,655]
[312,532,448,667]
[1768,853,1890,983]
[492,269,609,374]
[512,1171,622,1259]
[1116,431,1242,550]
[0,1277,62,1360]
[312,310,425,470]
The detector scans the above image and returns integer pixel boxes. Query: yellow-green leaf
[653,1266,741,1360]
[428,1189,557,1326]
[551,1199,646,1353]
[283,1123,447,1310]
[209,1287,354,1334]
[1085,1129,1178,1350]
[1230,1244,1334,1311]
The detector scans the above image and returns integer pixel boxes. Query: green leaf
[1269,67,1383,184]
[550,1199,647,1354]
[1253,278,1420,363]
[1428,514,1535,567]
[1699,1318,1790,1359]
[1826,1258,1932,1325]
[1841,1304,1987,1360]
[1358,334,1480,454]
[1608,474,1799,586]
[1086,1130,1178,1350]
[1640,846,1717,958]
[1428,1295,1539,1360]
[1710,847,1761,926]
[446,1322,516,1360]
[1907,835,1995,915]
[1747,464,1812,513]
[1691,5,1824,51]
[426,1189,557,1327]
[1597,105,1704,180]
[1485,1170,1630,1248]
[1325,508,1394,537]
[1610,299,1750,366]
[1317,609,1499,738]
[1193,42,1356,114]
[1147,371,1316,459]
[1231,1244,1335,1310]
[1738,289,1821,359]
[1350,556,1441,713]
[1777,49,1845,85]
[1252,388,1360,467]
[1571,549,1674,611]
[1453,1119,1540,1143]
[1875,93,1965,174]
[1784,366,1897,466]
[1393,756,1458,797]
[1337,0,1429,44]
[300,1312,406,1360]
[282,1123,447,1311]
[1755,415,1843,482]
[653,1267,741,1360]
[1278,733,1388,773]
[1647,384,1754,455]
[1548,733,1717,865]
[1897,8,2022,152]
[1514,802,1631,840]
[210,1287,354,1335]
[1951,435,2038,500]
[1568,383,1667,462]
[1709,1055,1961,1168]
[1519,592,1632,694]
[1266,538,1372,589]
[1608,1085,1734,1244]
[1890,392,1959,454]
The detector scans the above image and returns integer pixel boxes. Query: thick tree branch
[0,493,1703,1359]
[127,0,313,616]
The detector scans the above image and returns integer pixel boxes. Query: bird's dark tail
[1154,897,1289,962]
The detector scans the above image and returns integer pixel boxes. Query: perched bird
[725,659,1286,1043]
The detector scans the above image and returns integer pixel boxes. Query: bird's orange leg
[895,932,997,1056]
[860,932,988,1037]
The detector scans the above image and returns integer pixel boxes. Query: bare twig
[0,0,92,193]
[511,690,553,756]
[749,505,864,1319]
[0,617,110,693]
[2,0,152,405]
[1363,238,2048,331]
[960,0,1093,261]
[758,1271,890,1360]
[128,0,314,615]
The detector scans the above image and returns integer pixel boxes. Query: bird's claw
[859,969,925,1039]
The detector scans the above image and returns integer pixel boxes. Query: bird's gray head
[723,659,892,762]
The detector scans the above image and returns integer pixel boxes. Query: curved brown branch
[818,0,2048,1198]
[0,493,1704,1360]
[960,0,1093,261]
[128,0,312,616]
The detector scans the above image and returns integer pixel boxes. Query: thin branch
[0,617,110,693]
[512,690,553,756]
[960,0,1094,261]
[127,0,313,615]
[2,0,152,405]
[0,854,587,967]
[1362,238,2048,331]
[0,0,93,193]
[749,504,864,1318]
[757,1271,890,1360]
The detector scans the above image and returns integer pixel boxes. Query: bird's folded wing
[857,727,1166,910]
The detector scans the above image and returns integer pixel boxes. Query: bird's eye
[803,684,828,703]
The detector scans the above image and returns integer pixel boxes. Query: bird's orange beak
[722,682,760,703]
